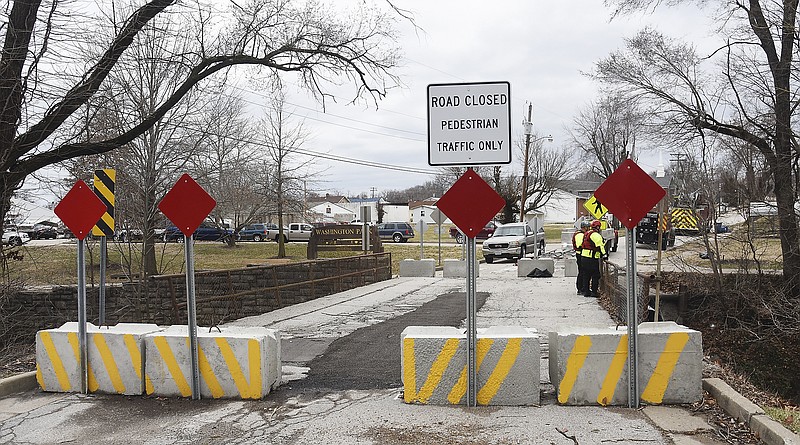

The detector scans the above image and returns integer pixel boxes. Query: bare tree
[0,0,402,236]
[261,90,314,258]
[521,138,573,216]
[597,2,800,290]
[570,93,642,179]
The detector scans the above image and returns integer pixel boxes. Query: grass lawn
[1,239,467,286]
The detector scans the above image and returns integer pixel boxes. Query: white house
[8,198,58,226]
[540,189,581,223]
[343,197,382,223]
[307,201,356,223]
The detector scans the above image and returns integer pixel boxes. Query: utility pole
[520,103,533,222]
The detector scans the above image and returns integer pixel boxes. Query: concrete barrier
[399,259,436,277]
[442,259,480,278]
[144,325,280,399]
[401,326,539,406]
[564,256,578,277]
[36,322,162,395]
[517,258,555,277]
[549,322,702,406]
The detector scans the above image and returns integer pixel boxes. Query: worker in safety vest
[571,220,590,295]
[579,220,607,298]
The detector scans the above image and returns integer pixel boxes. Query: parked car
[481,222,544,264]
[163,222,232,242]
[273,223,314,242]
[449,221,497,244]
[238,223,277,242]
[114,228,143,242]
[2,228,30,246]
[377,222,415,243]
[29,224,58,240]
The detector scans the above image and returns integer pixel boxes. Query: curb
[0,371,37,398]
[703,378,800,445]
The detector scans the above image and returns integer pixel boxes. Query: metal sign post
[158,173,218,401]
[53,180,107,396]
[418,219,426,260]
[99,237,107,326]
[77,239,88,394]
[430,209,447,266]
[184,234,201,400]
[626,227,640,408]
[466,237,477,407]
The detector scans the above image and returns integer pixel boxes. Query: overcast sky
[233,0,717,198]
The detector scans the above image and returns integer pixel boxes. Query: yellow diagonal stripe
[197,344,224,399]
[447,338,492,404]
[557,335,592,404]
[40,332,70,391]
[123,334,142,380]
[417,338,460,403]
[36,364,45,391]
[597,335,628,406]
[93,333,126,394]
[68,332,98,392]
[641,332,690,404]
[247,339,263,399]
[152,336,191,397]
[477,338,522,405]
[403,338,417,403]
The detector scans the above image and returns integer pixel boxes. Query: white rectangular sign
[428,81,512,166]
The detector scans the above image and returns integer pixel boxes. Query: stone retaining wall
[3,253,391,349]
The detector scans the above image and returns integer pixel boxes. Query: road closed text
[427,82,511,165]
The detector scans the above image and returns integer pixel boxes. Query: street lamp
[520,104,553,223]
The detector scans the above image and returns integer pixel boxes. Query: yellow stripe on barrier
[417,338,460,403]
[558,335,592,404]
[36,364,45,391]
[40,332,70,391]
[152,336,191,397]
[93,333,126,394]
[247,339,263,399]
[403,338,417,402]
[123,334,142,380]
[197,345,224,398]
[145,375,154,395]
[67,332,99,392]
[447,338,492,404]
[641,332,690,404]
[215,338,262,399]
[477,338,521,405]
[597,334,628,406]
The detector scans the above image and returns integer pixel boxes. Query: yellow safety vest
[580,230,607,259]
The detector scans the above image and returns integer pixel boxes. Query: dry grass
[0,239,467,286]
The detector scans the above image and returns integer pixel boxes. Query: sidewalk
[1,259,796,444]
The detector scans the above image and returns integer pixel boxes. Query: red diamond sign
[436,169,505,237]
[594,159,666,230]
[158,174,216,236]
[54,180,107,241]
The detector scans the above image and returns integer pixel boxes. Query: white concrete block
[402,326,539,406]
[564,256,578,277]
[442,259,480,278]
[36,322,162,395]
[144,325,280,399]
[549,322,702,406]
[399,259,436,277]
[517,258,555,277]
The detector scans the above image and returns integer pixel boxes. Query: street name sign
[428,81,511,166]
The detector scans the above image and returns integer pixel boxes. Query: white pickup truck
[272,223,313,242]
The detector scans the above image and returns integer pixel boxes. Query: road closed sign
[428,81,511,166]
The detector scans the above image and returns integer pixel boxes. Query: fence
[1,253,392,351]
[600,261,653,325]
